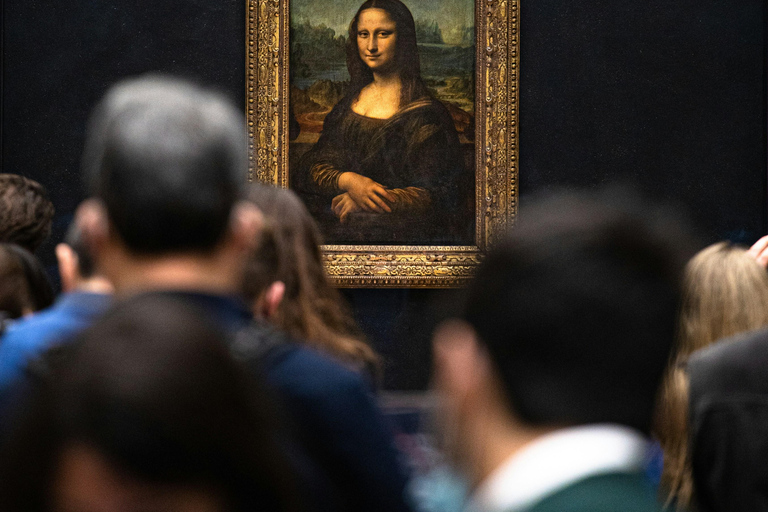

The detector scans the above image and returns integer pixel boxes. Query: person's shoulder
[4,292,108,339]
[690,326,768,371]
[2,306,70,348]
[396,96,456,131]
[398,95,445,116]
[324,93,357,123]
[267,342,365,393]
[231,321,366,392]
[688,325,768,398]
[0,302,87,390]
[524,472,661,512]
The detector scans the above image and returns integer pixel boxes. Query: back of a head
[464,188,694,433]
[243,184,325,303]
[243,184,377,371]
[0,243,54,320]
[0,174,55,253]
[82,75,247,254]
[62,222,97,279]
[678,241,768,358]
[0,295,297,512]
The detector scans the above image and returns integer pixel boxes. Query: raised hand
[337,172,394,213]
[747,235,768,268]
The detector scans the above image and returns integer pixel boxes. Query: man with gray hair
[72,75,412,512]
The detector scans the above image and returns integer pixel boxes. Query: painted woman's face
[356,8,397,74]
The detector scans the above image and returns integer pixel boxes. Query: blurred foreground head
[0,295,297,512]
[433,188,695,479]
[475,188,691,429]
[77,75,260,292]
[0,174,55,253]
[81,75,246,254]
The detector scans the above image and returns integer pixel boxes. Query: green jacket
[520,472,662,512]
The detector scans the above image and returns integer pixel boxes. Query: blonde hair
[657,242,768,509]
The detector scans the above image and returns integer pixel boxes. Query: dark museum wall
[2,0,766,390]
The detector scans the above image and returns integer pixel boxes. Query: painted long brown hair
[656,241,768,509]
[346,0,429,107]
[243,185,380,376]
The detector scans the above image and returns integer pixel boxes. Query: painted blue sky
[290,0,474,45]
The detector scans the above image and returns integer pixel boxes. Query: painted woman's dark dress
[293,93,472,244]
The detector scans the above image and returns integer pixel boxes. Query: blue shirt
[0,291,111,392]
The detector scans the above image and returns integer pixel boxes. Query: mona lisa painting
[248,0,518,286]
[290,0,475,245]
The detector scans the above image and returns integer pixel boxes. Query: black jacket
[687,326,768,512]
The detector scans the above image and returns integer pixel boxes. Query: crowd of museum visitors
[0,74,766,512]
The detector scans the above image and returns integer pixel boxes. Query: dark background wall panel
[2,1,767,390]
[519,0,767,244]
[2,0,246,274]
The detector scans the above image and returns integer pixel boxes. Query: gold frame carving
[246,0,519,288]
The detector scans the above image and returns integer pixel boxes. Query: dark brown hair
[346,0,429,107]
[463,187,694,434]
[0,174,55,253]
[243,185,380,376]
[0,243,54,320]
[62,222,97,279]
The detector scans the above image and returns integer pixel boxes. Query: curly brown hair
[0,174,55,253]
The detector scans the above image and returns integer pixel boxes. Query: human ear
[257,281,285,320]
[432,319,489,400]
[75,199,109,263]
[55,243,80,293]
[229,201,264,252]
[432,319,493,464]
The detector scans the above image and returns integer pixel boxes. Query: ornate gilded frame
[246,0,519,287]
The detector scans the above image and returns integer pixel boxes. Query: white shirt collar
[467,424,649,512]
